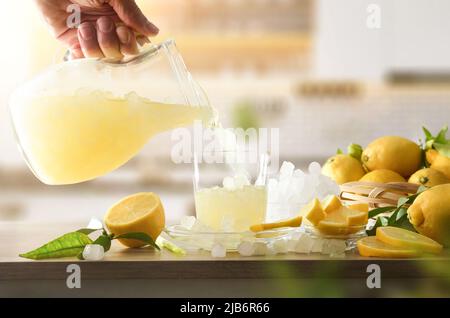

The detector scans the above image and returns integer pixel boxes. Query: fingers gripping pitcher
[9,40,216,185]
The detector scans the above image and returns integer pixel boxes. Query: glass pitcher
[9,39,216,185]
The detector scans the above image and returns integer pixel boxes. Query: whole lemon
[362,136,421,177]
[360,169,406,183]
[409,168,450,188]
[426,149,450,179]
[407,184,450,246]
[322,154,366,185]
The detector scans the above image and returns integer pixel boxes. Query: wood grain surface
[1,222,449,281]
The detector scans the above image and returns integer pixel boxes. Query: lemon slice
[316,220,362,235]
[104,192,165,248]
[376,227,443,254]
[250,216,302,232]
[357,236,420,258]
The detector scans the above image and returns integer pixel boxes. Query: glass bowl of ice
[164,216,294,252]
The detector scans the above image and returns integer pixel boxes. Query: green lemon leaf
[397,191,422,208]
[422,126,433,142]
[434,142,450,158]
[366,216,388,236]
[76,228,102,235]
[368,206,396,218]
[114,232,160,250]
[347,143,363,161]
[20,232,93,260]
[388,207,401,226]
[395,207,408,222]
[93,234,112,252]
[417,185,428,193]
[396,214,417,232]
[435,125,448,144]
[397,196,409,207]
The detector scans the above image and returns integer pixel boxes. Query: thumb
[108,0,159,36]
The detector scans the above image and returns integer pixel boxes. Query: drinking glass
[193,149,269,232]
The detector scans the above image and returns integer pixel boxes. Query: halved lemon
[357,236,420,258]
[104,192,165,248]
[376,226,443,254]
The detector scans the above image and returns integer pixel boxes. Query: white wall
[314,0,450,80]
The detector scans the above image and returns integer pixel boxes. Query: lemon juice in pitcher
[11,90,213,185]
[9,40,216,185]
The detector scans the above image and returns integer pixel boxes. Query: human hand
[35,0,159,59]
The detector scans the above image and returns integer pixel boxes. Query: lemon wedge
[303,198,326,226]
[348,203,369,213]
[322,195,343,213]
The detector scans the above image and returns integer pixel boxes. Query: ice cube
[273,239,289,254]
[291,170,305,192]
[191,219,213,232]
[267,178,279,203]
[278,178,292,202]
[86,217,103,230]
[234,174,250,189]
[316,175,340,199]
[180,216,197,230]
[287,239,298,252]
[253,242,268,256]
[268,178,278,189]
[211,243,226,258]
[266,244,278,256]
[238,241,255,256]
[82,244,105,261]
[322,239,347,255]
[222,176,236,190]
[279,161,295,178]
[293,168,305,178]
[220,215,235,232]
[311,238,325,253]
[308,162,322,175]
[295,234,315,254]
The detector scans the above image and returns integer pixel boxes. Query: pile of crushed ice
[235,233,347,258]
[169,216,347,258]
[266,161,340,221]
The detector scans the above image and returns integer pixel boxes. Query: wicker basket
[339,182,420,209]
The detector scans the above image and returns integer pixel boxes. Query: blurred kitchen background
[0,0,449,224]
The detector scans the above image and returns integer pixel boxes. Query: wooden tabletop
[1,222,449,281]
